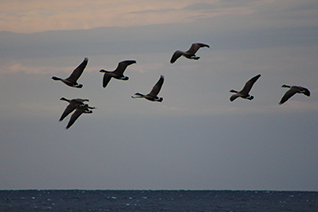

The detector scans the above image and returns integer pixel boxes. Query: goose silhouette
[52,58,88,88]
[229,74,261,102]
[99,60,136,88]
[279,85,310,105]
[170,43,209,64]
[132,75,164,102]
[59,97,89,121]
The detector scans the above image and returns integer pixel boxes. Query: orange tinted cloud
[0,0,192,32]
[0,0,263,33]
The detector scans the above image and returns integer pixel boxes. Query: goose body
[66,104,96,129]
[170,43,209,64]
[100,60,136,88]
[52,58,88,88]
[59,97,89,121]
[279,84,310,105]
[132,75,164,102]
[230,74,261,102]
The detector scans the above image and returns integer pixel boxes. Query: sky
[0,0,318,190]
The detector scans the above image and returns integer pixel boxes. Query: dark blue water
[0,190,317,211]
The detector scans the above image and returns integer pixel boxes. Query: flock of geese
[52,43,311,129]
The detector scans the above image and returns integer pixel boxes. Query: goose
[52,58,88,88]
[230,74,261,102]
[131,75,164,102]
[279,85,310,105]
[170,43,209,64]
[66,104,96,129]
[59,97,89,121]
[99,60,136,88]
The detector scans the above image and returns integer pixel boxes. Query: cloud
[3,62,62,75]
[129,8,177,14]
[0,0,276,33]
[183,2,217,11]
[1,23,317,62]
[0,0,192,33]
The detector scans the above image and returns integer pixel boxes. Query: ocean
[0,190,317,211]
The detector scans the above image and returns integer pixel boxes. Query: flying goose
[170,43,209,64]
[59,97,89,121]
[279,85,310,105]
[52,58,88,88]
[99,60,136,88]
[66,104,96,129]
[229,74,261,102]
[131,75,164,102]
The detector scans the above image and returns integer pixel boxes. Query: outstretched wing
[186,43,209,54]
[240,74,261,95]
[66,109,84,129]
[102,73,112,88]
[148,75,164,97]
[113,60,136,75]
[279,88,298,105]
[230,94,241,102]
[170,51,183,63]
[66,58,88,83]
[59,104,77,122]
[59,98,89,121]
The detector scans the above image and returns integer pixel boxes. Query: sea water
[0,190,317,211]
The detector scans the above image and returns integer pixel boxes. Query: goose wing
[240,74,261,95]
[230,94,241,102]
[113,60,136,75]
[66,107,85,129]
[59,103,78,121]
[148,75,164,97]
[65,58,88,83]
[170,51,184,63]
[59,98,88,121]
[102,74,112,88]
[186,43,210,54]
[279,88,298,104]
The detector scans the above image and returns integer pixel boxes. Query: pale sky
[0,0,318,190]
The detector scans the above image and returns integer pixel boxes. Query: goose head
[131,93,144,98]
[135,93,144,97]
[281,84,291,88]
[60,97,69,102]
[52,76,61,81]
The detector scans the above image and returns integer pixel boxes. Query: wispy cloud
[0,0,186,32]
[0,0,272,33]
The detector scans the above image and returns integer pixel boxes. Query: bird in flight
[170,43,209,64]
[59,97,89,122]
[99,60,136,88]
[279,85,310,105]
[52,58,88,88]
[229,74,261,102]
[131,75,164,102]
